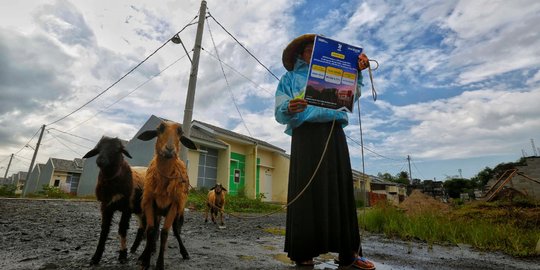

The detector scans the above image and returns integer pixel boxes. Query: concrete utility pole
[181,0,207,164]
[3,153,14,179]
[407,155,412,182]
[23,124,45,197]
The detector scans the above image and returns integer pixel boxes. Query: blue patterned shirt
[275,58,363,135]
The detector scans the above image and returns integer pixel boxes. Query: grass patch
[187,188,283,213]
[359,201,540,257]
[263,227,285,236]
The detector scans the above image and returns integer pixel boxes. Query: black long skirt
[285,121,361,262]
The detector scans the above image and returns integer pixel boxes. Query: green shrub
[40,185,70,199]
[0,184,17,197]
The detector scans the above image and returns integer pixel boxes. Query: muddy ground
[0,198,539,270]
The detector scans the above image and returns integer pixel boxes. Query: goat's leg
[212,208,217,224]
[156,206,177,270]
[90,206,114,265]
[172,215,190,259]
[117,210,131,263]
[138,206,155,269]
[219,208,225,226]
[204,204,209,223]
[130,215,145,253]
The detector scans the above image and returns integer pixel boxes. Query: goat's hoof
[204,219,208,223]
[118,249,128,263]
[182,254,190,260]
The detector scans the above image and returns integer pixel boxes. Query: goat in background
[83,136,146,265]
[136,120,197,270]
[205,183,227,226]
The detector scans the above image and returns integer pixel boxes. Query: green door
[229,152,245,196]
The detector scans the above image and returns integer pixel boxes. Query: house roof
[192,120,285,153]
[370,176,398,186]
[51,158,84,173]
[137,115,285,153]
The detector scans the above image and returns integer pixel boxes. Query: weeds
[187,189,283,213]
[359,201,540,257]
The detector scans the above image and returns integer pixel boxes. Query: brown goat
[205,183,227,226]
[82,136,146,265]
[136,120,197,270]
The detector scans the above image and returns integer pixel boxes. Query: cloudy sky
[1,0,539,181]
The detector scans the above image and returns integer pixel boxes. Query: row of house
[6,115,406,205]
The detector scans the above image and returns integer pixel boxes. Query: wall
[511,157,540,201]
[272,153,290,203]
[36,160,54,192]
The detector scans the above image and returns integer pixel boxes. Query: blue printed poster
[305,35,363,113]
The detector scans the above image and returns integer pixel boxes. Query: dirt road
[0,198,538,270]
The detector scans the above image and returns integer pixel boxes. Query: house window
[234,169,241,184]
[197,146,218,188]
[53,179,60,187]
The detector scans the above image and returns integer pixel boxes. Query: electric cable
[206,11,279,81]
[46,16,199,127]
[201,48,274,95]
[206,16,252,137]
[64,53,190,132]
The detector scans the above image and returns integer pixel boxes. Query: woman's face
[301,43,314,64]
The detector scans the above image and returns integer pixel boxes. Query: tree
[443,178,474,199]
[395,171,410,185]
[377,172,394,182]
[470,166,493,187]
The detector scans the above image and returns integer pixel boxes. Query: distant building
[368,176,406,205]
[23,158,84,195]
[422,180,445,199]
[78,115,291,203]
[10,171,27,195]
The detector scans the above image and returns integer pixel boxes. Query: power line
[47,128,97,143]
[64,53,190,132]
[345,134,402,161]
[411,159,427,180]
[46,129,94,150]
[201,48,274,95]
[207,11,279,81]
[46,17,199,127]
[48,131,84,156]
[206,16,252,137]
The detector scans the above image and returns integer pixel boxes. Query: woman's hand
[358,53,369,70]
[288,98,308,114]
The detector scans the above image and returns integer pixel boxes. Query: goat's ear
[210,185,216,190]
[222,187,227,192]
[180,136,197,150]
[137,130,158,141]
[82,148,99,159]
[122,148,133,159]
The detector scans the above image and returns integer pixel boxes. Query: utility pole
[181,0,207,164]
[407,155,412,182]
[23,124,45,197]
[3,153,14,179]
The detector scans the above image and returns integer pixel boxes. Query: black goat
[83,136,146,265]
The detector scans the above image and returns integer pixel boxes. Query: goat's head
[137,121,197,159]
[83,136,132,169]
[210,183,227,194]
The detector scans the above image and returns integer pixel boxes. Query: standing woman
[275,34,375,269]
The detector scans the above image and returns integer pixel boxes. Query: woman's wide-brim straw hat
[282,33,316,71]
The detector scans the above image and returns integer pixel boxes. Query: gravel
[1,198,538,270]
